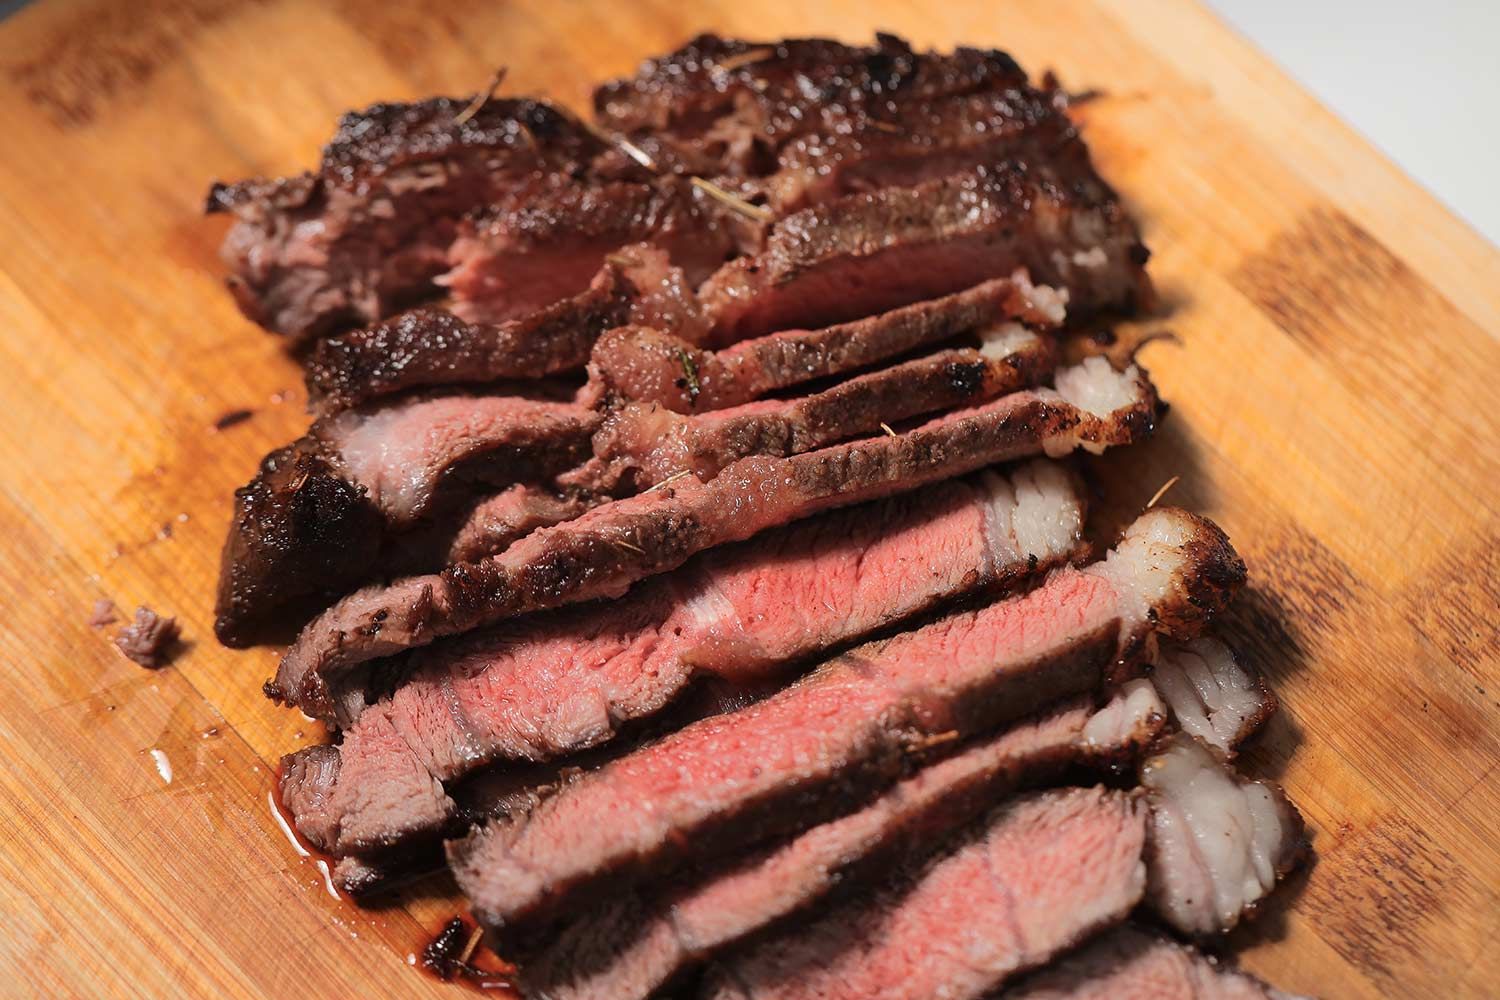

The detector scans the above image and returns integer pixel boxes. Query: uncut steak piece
[279,460,1086,857]
[304,245,705,417]
[583,272,1065,412]
[1152,636,1276,754]
[698,162,1149,343]
[1141,734,1307,936]
[522,684,1166,1000]
[269,357,1159,718]
[208,97,625,342]
[579,324,1056,491]
[214,392,596,646]
[447,507,1244,940]
[1002,926,1309,1000]
[701,786,1148,1000]
[440,176,741,327]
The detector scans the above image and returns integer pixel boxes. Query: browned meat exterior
[302,245,700,416]
[581,327,1056,490]
[447,507,1244,939]
[214,392,597,646]
[441,176,740,326]
[278,462,1086,857]
[593,35,1051,194]
[437,486,593,568]
[1141,734,1307,937]
[523,685,1166,1000]
[269,358,1160,719]
[701,787,1148,1000]
[583,274,1065,413]
[208,97,625,342]
[700,163,1149,343]
[1002,926,1307,1000]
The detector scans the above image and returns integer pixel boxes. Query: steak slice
[593,34,1035,178]
[522,684,1166,1000]
[279,460,1085,856]
[214,392,596,646]
[700,786,1148,1000]
[699,163,1148,343]
[580,325,1055,490]
[435,486,594,568]
[208,97,624,342]
[582,273,1065,413]
[1152,636,1276,754]
[270,357,1160,718]
[447,507,1244,939]
[302,245,702,417]
[441,176,740,326]
[1002,926,1307,1000]
[1141,734,1307,936]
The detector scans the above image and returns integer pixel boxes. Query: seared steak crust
[215,393,597,645]
[593,33,1032,179]
[215,440,384,647]
[583,331,1057,490]
[207,97,625,341]
[270,362,1160,719]
[584,275,1064,413]
[700,162,1148,342]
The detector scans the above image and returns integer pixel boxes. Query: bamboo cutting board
[0,1,1495,996]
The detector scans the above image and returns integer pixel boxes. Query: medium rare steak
[279,461,1086,856]
[441,176,740,326]
[214,392,596,646]
[523,684,1166,1000]
[1002,926,1307,1000]
[208,97,625,342]
[583,273,1065,413]
[1152,636,1276,754]
[700,786,1148,1000]
[580,324,1056,490]
[303,245,703,416]
[447,507,1244,938]
[1142,734,1307,936]
[698,163,1148,342]
[270,358,1160,718]
[435,486,593,568]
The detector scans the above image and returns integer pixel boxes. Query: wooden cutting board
[0,0,1495,996]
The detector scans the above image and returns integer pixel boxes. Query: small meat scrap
[115,605,181,669]
[88,599,118,628]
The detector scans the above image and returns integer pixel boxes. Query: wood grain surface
[0,1,1495,997]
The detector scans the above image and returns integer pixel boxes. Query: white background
[1208,1,1500,246]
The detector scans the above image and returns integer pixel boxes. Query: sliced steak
[594,34,1035,179]
[1141,734,1307,936]
[303,245,703,416]
[699,163,1148,343]
[581,324,1056,490]
[583,273,1065,413]
[447,506,1244,939]
[214,392,596,646]
[523,684,1166,1000]
[441,176,740,326]
[1002,926,1307,1000]
[208,97,624,342]
[270,357,1160,717]
[1152,636,1276,754]
[701,786,1148,1000]
[279,461,1085,856]
[435,486,594,568]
